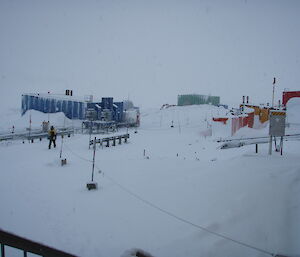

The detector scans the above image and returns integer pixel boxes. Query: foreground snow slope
[1,105,300,257]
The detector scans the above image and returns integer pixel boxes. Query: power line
[64,144,93,163]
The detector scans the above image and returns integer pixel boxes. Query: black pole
[255,144,258,153]
[59,134,64,159]
[280,136,283,156]
[91,137,96,182]
[1,243,5,257]
[88,120,92,149]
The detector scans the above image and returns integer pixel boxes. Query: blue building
[86,97,124,122]
[21,94,124,122]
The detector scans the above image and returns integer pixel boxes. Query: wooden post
[113,137,116,146]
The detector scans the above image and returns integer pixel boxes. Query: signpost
[269,110,286,155]
[87,137,98,190]
[86,109,97,149]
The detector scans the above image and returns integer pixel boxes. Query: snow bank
[0,109,76,132]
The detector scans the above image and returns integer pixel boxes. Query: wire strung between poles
[64,144,93,163]
[62,146,279,257]
[103,174,277,257]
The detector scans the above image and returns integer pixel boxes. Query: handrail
[90,133,130,146]
[0,229,77,257]
[217,133,300,142]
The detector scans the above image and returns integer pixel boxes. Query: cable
[64,144,93,163]
[63,145,277,257]
[103,174,275,257]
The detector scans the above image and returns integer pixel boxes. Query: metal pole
[280,136,283,156]
[91,137,96,182]
[29,110,32,142]
[88,121,92,149]
[272,85,275,107]
[60,115,66,159]
[272,77,276,107]
[255,144,258,153]
[59,134,64,159]
[269,136,272,155]
[1,243,5,257]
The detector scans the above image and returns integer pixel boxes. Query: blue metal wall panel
[21,94,123,122]
[56,100,62,113]
[29,96,34,110]
[50,99,56,113]
[102,97,113,109]
[33,96,39,110]
[73,102,79,119]
[114,102,124,122]
[78,102,84,119]
[62,100,67,114]
[67,101,73,119]
[21,95,27,115]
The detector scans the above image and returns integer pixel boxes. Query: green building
[177,94,220,106]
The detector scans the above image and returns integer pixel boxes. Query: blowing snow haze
[0,0,300,111]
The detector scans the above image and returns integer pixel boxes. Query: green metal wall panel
[177,94,220,106]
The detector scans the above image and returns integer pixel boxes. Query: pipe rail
[0,229,77,257]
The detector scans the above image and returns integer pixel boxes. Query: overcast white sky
[0,0,300,110]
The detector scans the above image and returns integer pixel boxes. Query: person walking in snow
[48,125,57,149]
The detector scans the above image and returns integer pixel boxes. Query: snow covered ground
[1,104,300,257]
